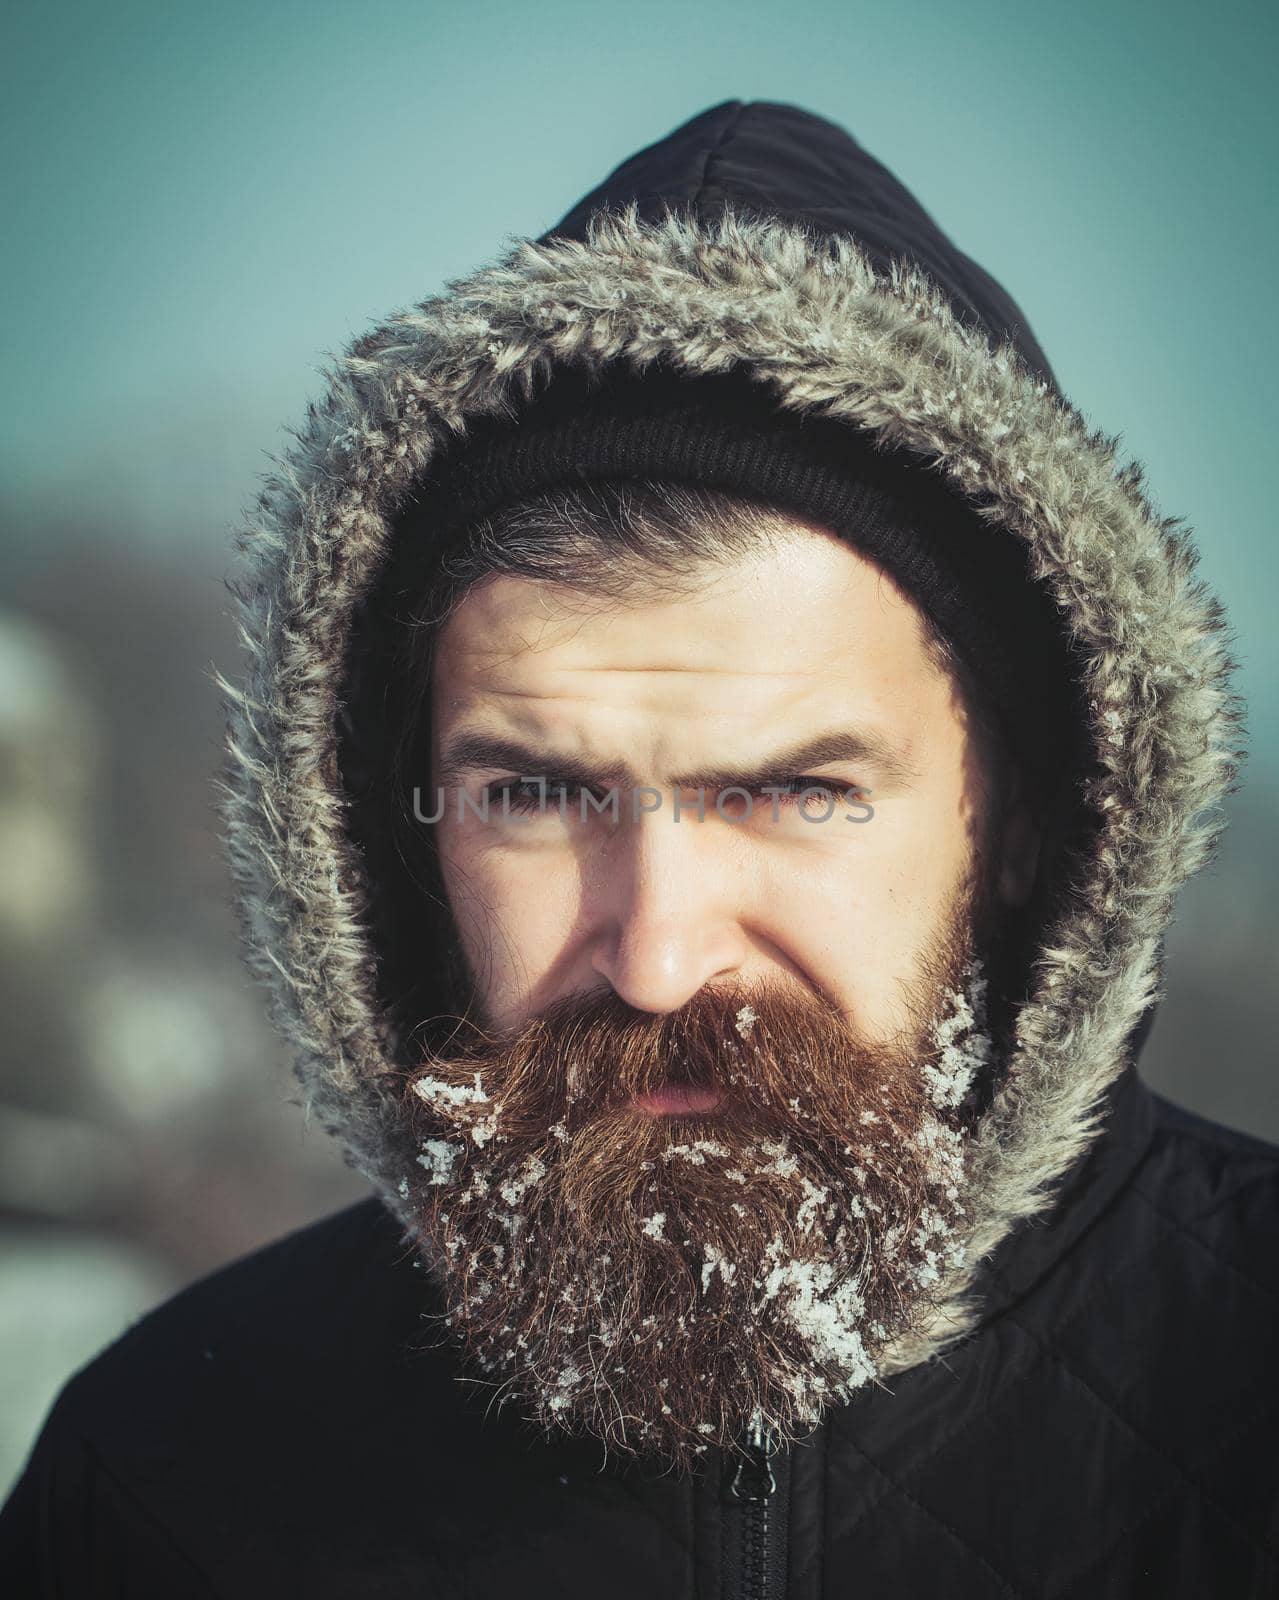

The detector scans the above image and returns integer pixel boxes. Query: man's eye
[708,778,854,820]
[484,778,587,815]
[769,777,835,804]
[748,777,847,809]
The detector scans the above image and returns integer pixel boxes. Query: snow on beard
[397,935,993,1478]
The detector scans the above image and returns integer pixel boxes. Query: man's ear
[995,764,1046,910]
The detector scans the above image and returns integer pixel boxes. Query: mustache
[400,977,921,1148]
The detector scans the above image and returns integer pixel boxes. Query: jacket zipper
[723,1417,785,1600]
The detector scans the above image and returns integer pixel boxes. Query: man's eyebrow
[435,727,917,791]
[669,729,918,791]
[436,732,632,790]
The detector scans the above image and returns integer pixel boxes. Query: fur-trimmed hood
[218,99,1244,1377]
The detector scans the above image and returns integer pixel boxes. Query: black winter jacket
[3,100,1276,1597]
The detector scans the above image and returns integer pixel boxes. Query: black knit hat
[407,360,1082,797]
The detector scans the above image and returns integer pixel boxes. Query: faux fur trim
[217,204,1244,1374]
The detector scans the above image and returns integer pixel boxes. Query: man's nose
[587,798,749,1014]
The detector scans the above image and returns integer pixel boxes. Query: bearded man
[3,100,1276,1599]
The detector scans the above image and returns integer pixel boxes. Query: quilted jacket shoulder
[805,1080,1279,1598]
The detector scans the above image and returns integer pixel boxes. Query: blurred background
[2,0,1275,1498]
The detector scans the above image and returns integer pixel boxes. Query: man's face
[403,523,1040,1471]
[429,524,1032,1038]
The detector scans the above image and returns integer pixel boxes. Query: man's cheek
[458,877,582,1020]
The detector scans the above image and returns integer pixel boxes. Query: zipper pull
[726,1415,778,1503]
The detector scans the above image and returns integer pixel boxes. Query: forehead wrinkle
[452,664,834,687]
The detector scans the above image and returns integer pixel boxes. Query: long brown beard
[395,884,996,1478]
